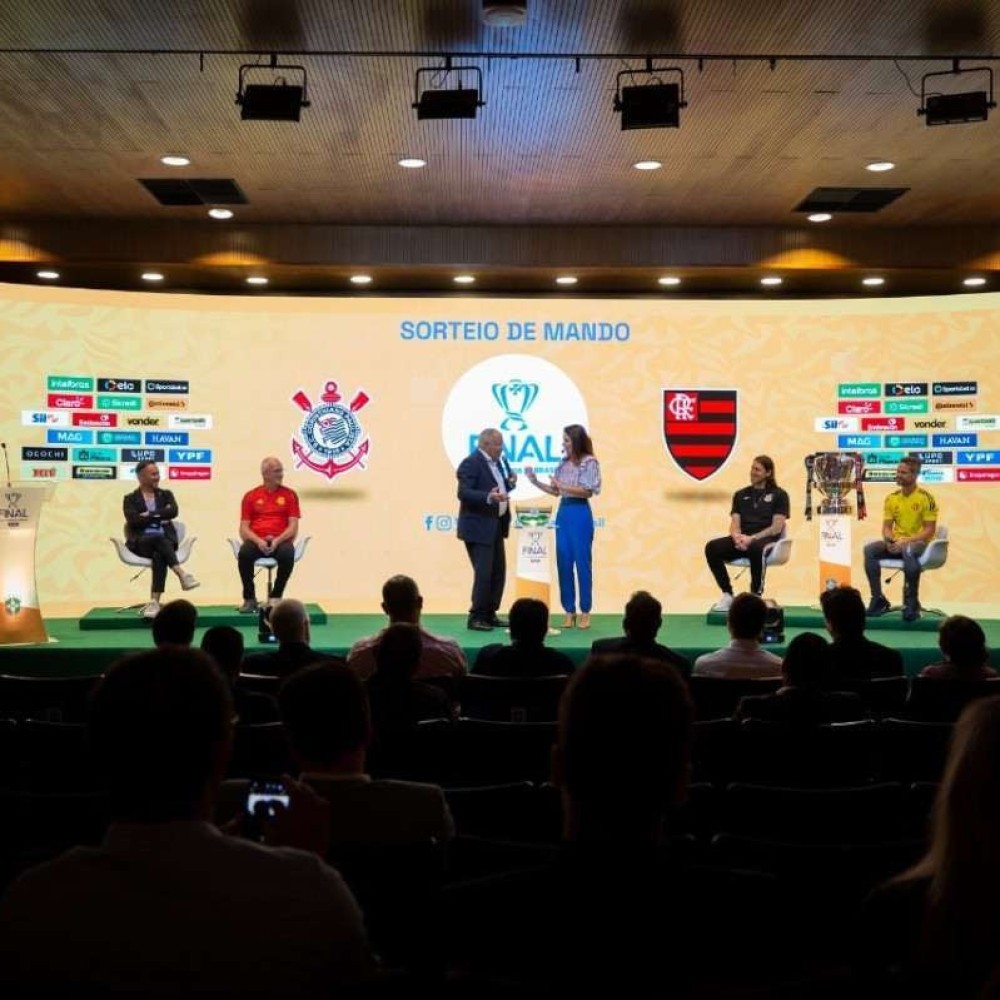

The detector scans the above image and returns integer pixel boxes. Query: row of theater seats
[0,713,955,794]
[3,670,999,726]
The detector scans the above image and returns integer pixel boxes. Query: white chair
[878,524,949,616]
[726,531,793,596]
[110,522,196,611]
[227,536,312,601]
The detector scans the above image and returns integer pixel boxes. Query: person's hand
[259,775,331,857]
[507,471,518,488]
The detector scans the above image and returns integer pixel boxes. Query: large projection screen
[1,283,997,617]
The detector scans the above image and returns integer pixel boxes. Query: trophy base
[818,502,854,516]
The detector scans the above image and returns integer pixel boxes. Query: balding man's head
[269,598,309,644]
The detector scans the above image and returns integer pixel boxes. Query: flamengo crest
[662,388,738,482]
[291,381,371,480]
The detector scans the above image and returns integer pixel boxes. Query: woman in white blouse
[526,424,602,629]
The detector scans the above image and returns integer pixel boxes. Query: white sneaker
[710,593,734,613]
[179,571,200,591]
[140,600,161,619]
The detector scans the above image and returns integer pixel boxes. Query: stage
[1,605,993,678]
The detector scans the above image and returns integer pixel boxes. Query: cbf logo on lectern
[290,380,371,481]
[662,389,739,482]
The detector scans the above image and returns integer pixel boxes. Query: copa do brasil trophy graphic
[804,452,867,594]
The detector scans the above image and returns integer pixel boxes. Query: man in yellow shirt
[864,456,939,622]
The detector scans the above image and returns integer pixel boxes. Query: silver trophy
[805,452,867,520]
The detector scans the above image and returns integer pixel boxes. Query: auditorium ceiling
[1,0,999,295]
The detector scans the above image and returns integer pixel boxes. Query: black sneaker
[902,602,920,622]
[867,595,891,617]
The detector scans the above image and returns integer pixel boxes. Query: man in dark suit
[456,427,517,632]
[123,459,199,619]
[590,590,691,678]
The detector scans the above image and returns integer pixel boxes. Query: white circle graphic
[441,354,589,502]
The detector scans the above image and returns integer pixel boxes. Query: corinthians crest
[291,381,371,480]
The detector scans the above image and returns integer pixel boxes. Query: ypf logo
[290,380,371,481]
[441,355,588,502]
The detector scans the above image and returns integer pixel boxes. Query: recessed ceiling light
[208,208,234,220]
[246,276,268,286]
[963,276,987,287]
[453,274,476,285]
[350,274,373,285]
[633,160,662,171]
[866,161,895,173]
[808,212,832,223]
[555,276,578,285]
[398,157,427,169]
[36,270,60,280]
[862,276,885,287]
[657,276,681,286]
[141,272,164,282]
[760,276,783,287]
[160,155,191,167]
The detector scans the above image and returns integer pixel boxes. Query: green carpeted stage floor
[2,605,997,678]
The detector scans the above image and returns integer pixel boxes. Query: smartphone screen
[246,780,290,818]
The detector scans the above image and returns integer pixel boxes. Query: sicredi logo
[21,410,70,427]
[441,355,588,503]
[168,414,213,430]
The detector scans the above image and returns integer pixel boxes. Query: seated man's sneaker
[711,593,734,613]
[238,599,259,614]
[179,572,200,591]
[140,600,160,620]
[902,601,921,622]
[866,595,892,617]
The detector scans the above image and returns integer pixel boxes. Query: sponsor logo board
[885,399,929,414]
[168,466,211,480]
[933,433,977,447]
[72,465,116,480]
[167,449,211,464]
[124,416,164,428]
[884,435,927,448]
[97,431,141,445]
[47,393,92,409]
[72,448,117,463]
[21,410,70,427]
[838,383,880,398]
[838,400,881,415]
[47,376,93,391]
[932,381,977,395]
[146,397,188,410]
[862,417,905,432]
[72,412,117,427]
[168,414,213,429]
[957,468,1000,482]
[918,468,954,483]
[145,432,189,445]
[814,417,859,432]
[96,395,143,411]
[21,447,68,461]
[121,448,166,463]
[20,463,69,481]
[97,378,141,393]
[47,430,93,444]
[144,379,189,394]
[838,435,880,449]
[957,450,1000,465]
[885,382,928,397]
[958,415,1000,430]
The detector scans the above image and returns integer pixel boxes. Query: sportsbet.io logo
[441,355,588,502]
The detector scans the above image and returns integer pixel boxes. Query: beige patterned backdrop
[1,284,997,617]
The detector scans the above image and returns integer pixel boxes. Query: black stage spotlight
[413,61,485,120]
[236,57,310,121]
[919,62,995,125]
[614,62,687,130]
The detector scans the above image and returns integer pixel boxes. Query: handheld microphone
[1,442,10,488]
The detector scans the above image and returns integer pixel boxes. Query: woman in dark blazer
[123,460,199,618]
